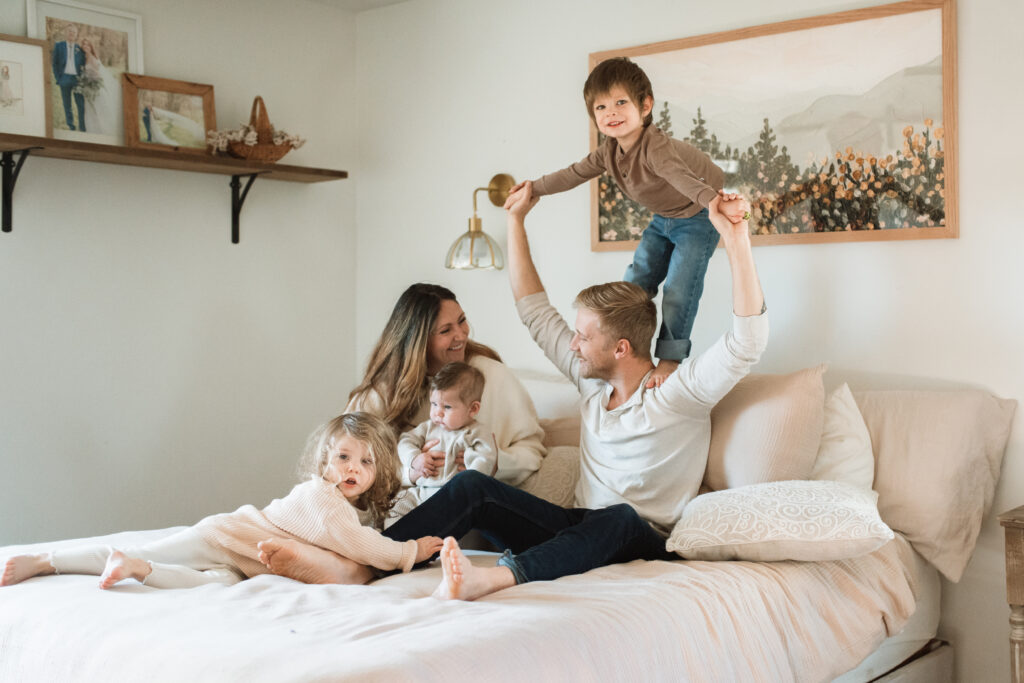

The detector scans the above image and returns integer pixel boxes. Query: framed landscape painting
[590,0,957,250]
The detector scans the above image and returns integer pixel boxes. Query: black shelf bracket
[2,148,41,233]
[230,173,263,244]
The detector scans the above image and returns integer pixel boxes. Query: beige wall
[0,0,359,542]
[354,0,1023,680]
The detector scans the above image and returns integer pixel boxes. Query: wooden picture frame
[0,33,52,137]
[122,73,215,154]
[590,0,957,250]
[27,0,144,145]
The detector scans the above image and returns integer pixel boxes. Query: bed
[0,366,1016,682]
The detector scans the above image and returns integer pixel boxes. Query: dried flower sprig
[206,123,306,154]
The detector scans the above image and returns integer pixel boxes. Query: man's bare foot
[431,537,515,601]
[645,359,679,388]
[257,538,374,585]
[1,554,55,586]
[99,549,151,589]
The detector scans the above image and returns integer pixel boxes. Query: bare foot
[1,554,55,586]
[431,537,515,601]
[645,360,679,389]
[257,538,374,585]
[99,549,151,589]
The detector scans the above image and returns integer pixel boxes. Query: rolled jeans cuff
[654,337,691,362]
[497,549,528,585]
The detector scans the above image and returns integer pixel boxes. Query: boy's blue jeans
[384,471,676,583]
[624,210,719,361]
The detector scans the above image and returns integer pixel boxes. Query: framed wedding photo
[0,33,52,137]
[27,0,144,145]
[590,0,956,249]
[122,74,215,154]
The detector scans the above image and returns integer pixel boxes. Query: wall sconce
[445,173,514,270]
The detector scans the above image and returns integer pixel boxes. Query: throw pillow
[810,383,875,490]
[667,479,894,562]
[854,389,1017,582]
[705,365,827,491]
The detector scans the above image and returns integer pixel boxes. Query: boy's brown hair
[574,281,656,360]
[430,361,485,405]
[583,57,654,127]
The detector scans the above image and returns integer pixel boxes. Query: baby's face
[429,388,477,431]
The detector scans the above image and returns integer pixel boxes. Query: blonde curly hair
[298,412,402,528]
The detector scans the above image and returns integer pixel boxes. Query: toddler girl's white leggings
[49,527,245,589]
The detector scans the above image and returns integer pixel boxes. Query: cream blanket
[0,527,917,682]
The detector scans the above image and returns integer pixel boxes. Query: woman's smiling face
[426,299,469,374]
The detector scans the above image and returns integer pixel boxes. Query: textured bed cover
[0,527,918,683]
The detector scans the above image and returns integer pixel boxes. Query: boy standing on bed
[257,182,767,601]
[506,56,750,388]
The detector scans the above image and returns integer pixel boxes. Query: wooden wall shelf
[0,133,348,243]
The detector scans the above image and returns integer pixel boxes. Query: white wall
[0,0,358,543]
[354,0,1024,680]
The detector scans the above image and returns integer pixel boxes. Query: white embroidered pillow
[667,480,893,562]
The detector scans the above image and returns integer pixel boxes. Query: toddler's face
[324,433,376,502]
[591,85,650,148]
[429,388,477,431]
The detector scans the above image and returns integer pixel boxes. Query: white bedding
[0,526,919,683]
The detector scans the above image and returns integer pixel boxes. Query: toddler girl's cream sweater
[193,478,417,578]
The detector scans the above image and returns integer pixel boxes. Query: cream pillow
[517,445,579,507]
[539,416,581,448]
[810,383,874,490]
[667,480,894,562]
[853,389,1017,582]
[705,365,826,491]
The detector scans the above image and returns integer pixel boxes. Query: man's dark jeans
[384,470,676,583]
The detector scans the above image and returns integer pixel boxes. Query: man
[52,23,86,131]
[259,183,767,601]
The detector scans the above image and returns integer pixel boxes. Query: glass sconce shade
[445,221,505,270]
[445,173,513,271]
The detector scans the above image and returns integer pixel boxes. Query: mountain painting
[590,0,957,249]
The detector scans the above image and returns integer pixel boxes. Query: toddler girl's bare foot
[431,537,515,601]
[1,554,55,586]
[99,549,151,589]
[257,538,374,585]
[645,360,679,389]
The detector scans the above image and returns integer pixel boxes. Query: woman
[347,283,545,514]
[80,38,120,136]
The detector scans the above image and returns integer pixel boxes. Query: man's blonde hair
[574,281,656,360]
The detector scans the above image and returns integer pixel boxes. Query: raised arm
[505,181,545,302]
[708,193,764,316]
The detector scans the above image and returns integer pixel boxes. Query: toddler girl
[1,412,443,589]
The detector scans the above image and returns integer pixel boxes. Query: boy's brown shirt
[532,124,724,219]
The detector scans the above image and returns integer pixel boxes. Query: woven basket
[227,96,293,162]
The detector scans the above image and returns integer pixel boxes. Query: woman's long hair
[348,283,499,433]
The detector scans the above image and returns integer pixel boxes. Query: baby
[393,361,495,518]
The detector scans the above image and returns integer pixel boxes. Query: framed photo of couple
[27,0,144,145]
[122,74,215,153]
[0,33,52,137]
[590,0,957,249]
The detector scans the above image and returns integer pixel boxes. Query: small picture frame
[121,73,215,153]
[27,0,144,145]
[0,33,52,137]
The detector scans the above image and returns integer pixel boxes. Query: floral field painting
[591,0,957,249]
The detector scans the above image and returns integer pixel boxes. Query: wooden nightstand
[999,505,1024,683]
